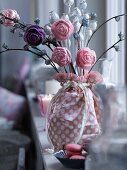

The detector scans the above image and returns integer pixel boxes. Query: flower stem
[70,62,76,74]
[86,14,126,47]
[64,67,68,73]
[88,38,125,73]
[78,24,83,34]
[45,44,53,52]
[31,46,59,73]
[0,48,59,73]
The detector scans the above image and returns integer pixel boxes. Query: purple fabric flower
[24,25,46,46]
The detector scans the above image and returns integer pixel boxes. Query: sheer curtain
[106,0,125,85]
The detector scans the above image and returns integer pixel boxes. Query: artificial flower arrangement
[0,0,125,153]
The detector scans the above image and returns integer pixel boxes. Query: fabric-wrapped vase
[47,73,102,151]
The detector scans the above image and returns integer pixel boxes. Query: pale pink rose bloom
[76,48,96,69]
[51,47,71,67]
[87,71,103,84]
[1,9,20,26]
[51,19,74,40]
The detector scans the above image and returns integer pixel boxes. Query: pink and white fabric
[47,81,101,151]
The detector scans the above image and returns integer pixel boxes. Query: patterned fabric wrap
[47,81,101,151]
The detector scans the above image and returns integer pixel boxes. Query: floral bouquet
[0,0,125,151]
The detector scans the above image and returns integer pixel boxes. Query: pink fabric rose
[51,19,74,40]
[87,71,103,84]
[76,48,96,69]
[51,47,71,67]
[1,9,20,26]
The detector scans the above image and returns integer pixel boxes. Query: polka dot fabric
[47,81,101,151]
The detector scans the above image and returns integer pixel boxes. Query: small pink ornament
[1,9,20,26]
[51,47,71,67]
[54,73,88,84]
[76,48,96,69]
[87,71,103,84]
[51,19,74,40]
[53,72,67,85]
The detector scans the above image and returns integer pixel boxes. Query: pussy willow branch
[88,38,125,73]
[0,48,59,73]
[0,13,26,29]
[86,14,126,47]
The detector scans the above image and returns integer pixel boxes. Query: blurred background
[0,1,126,170]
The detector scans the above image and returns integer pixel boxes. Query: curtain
[106,0,125,85]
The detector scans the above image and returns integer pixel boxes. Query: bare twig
[88,38,125,72]
[0,47,59,73]
[86,14,126,47]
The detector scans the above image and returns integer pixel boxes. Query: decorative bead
[10,28,16,34]
[45,60,51,65]
[63,0,74,6]
[34,18,40,25]
[83,13,90,20]
[79,1,87,13]
[118,32,125,40]
[44,24,52,35]
[115,16,120,22]
[73,33,80,40]
[114,45,120,52]
[2,43,9,50]
[61,13,69,20]
[70,15,79,24]
[85,28,93,37]
[90,13,97,20]
[13,18,19,23]
[89,21,98,31]
[79,32,84,41]
[71,7,82,17]
[41,49,47,55]
[19,32,24,37]
[82,18,90,27]
[49,11,59,24]
[37,50,47,56]
[74,21,81,32]
[0,17,5,24]
[24,45,29,50]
